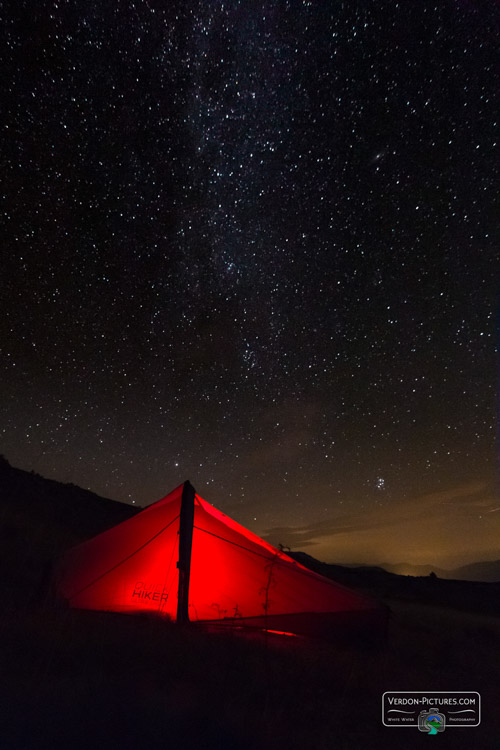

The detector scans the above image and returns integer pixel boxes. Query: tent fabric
[56,484,183,618]
[55,482,385,638]
[189,494,374,621]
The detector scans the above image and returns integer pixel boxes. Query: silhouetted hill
[293,553,500,583]
[0,455,139,607]
[451,559,500,582]
[289,551,500,617]
[371,559,500,582]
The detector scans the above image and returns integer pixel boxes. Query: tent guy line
[193,523,368,598]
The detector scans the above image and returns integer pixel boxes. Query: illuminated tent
[55,481,386,639]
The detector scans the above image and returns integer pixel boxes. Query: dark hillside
[289,551,500,617]
[0,456,139,607]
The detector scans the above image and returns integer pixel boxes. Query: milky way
[1,1,497,566]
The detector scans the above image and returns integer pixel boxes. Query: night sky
[1,1,497,569]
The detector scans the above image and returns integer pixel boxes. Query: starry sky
[1,1,497,569]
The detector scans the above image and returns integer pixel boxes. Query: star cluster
[0,1,497,565]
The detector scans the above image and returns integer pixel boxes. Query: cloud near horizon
[262,482,500,568]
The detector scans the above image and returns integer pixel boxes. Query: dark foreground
[1,598,499,750]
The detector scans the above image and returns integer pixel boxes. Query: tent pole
[177,480,195,625]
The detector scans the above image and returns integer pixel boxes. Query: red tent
[55,481,386,639]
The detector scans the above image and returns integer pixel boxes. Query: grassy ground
[0,597,498,749]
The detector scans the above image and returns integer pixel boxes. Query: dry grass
[0,597,498,749]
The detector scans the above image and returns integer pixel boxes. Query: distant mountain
[370,560,500,583]
[369,562,449,578]
[289,551,500,616]
[445,560,500,583]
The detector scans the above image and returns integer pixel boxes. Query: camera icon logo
[418,710,445,734]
